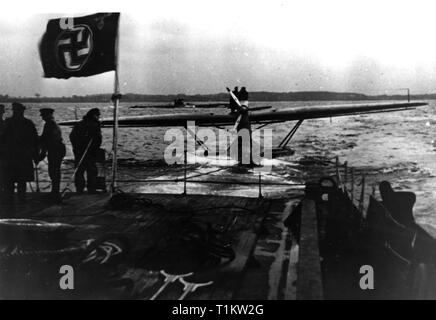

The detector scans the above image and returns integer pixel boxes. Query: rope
[61,139,94,198]
[0,245,85,260]
[385,241,411,267]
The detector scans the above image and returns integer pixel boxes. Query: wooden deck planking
[234,198,302,300]
[1,192,277,300]
[297,199,323,300]
[155,198,271,300]
[206,199,271,300]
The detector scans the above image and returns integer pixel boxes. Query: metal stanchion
[343,161,348,193]
[335,156,342,188]
[359,175,365,213]
[183,149,187,196]
[258,172,263,199]
[351,168,355,204]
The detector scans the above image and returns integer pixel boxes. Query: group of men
[0,103,103,204]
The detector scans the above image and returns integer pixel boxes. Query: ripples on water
[6,100,436,232]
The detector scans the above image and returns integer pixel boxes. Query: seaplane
[59,88,428,159]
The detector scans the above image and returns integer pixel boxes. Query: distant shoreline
[0,91,431,103]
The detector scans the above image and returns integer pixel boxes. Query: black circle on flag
[55,25,94,72]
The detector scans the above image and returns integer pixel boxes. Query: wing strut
[278,119,304,148]
[186,126,210,155]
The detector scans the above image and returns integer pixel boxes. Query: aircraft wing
[59,101,427,128]
[131,102,228,108]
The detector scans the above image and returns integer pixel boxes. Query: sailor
[0,104,5,198]
[235,105,253,166]
[238,87,249,107]
[36,108,66,201]
[2,102,38,203]
[69,108,102,194]
[226,86,253,166]
[229,86,239,113]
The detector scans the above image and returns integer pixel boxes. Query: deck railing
[29,154,374,202]
[333,155,375,214]
[29,161,306,199]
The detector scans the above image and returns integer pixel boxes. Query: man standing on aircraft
[239,87,249,107]
[229,87,252,166]
[2,102,38,203]
[69,108,102,194]
[226,86,254,166]
[36,108,66,202]
[236,104,254,166]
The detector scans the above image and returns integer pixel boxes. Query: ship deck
[0,191,313,300]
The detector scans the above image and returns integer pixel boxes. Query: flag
[39,13,120,79]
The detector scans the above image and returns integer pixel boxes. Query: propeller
[226,87,244,131]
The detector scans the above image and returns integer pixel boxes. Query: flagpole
[111,15,121,195]
[111,73,119,194]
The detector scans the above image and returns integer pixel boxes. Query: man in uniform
[69,108,102,194]
[2,102,38,203]
[238,87,249,107]
[36,108,66,202]
[235,105,253,166]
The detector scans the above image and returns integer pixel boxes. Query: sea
[5,100,436,235]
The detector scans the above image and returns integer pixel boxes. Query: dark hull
[303,182,436,299]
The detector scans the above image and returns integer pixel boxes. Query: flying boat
[59,88,428,157]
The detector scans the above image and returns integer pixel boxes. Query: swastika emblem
[55,25,93,72]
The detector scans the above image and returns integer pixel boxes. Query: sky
[1,0,436,97]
